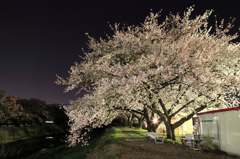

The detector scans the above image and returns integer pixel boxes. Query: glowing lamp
[153,118,158,124]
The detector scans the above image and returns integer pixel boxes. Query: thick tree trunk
[144,105,162,132]
[159,115,176,140]
[165,121,176,140]
[144,107,156,132]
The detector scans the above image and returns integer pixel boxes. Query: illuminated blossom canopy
[56,6,240,146]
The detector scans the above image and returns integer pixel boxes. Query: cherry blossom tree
[63,86,120,146]
[57,6,240,145]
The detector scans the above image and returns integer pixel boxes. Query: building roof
[197,106,240,115]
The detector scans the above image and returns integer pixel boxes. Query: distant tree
[0,89,6,124]
[18,98,51,124]
[47,104,69,127]
[57,6,240,146]
[1,96,23,126]
[5,96,22,111]
[0,94,68,126]
[0,89,5,107]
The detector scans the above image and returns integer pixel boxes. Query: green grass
[0,136,34,144]
[121,127,147,135]
[118,127,147,141]
[86,127,129,159]
[96,127,125,147]
[115,127,182,144]
[109,127,125,138]
[158,133,183,145]
[0,126,36,144]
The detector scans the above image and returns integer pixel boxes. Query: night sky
[0,0,239,104]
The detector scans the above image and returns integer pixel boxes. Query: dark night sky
[0,0,239,104]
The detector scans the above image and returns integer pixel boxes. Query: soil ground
[87,127,239,159]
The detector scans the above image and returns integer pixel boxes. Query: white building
[197,106,240,156]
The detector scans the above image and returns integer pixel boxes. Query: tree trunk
[137,117,144,129]
[146,118,160,132]
[143,105,162,132]
[127,115,130,126]
[130,117,133,128]
[147,122,158,132]
[127,114,133,128]
[165,121,176,140]
[162,116,176,140]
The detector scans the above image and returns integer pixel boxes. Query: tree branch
[113,106,144,116]
[170,99,195,118]
[172,105,207,129]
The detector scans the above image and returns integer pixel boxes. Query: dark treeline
[0,89,68,127]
